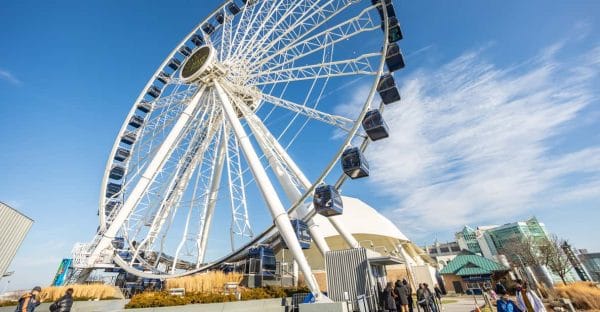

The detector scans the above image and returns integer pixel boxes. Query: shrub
[40,284,123,302]
[554,282,600,310]
[166,271,243,293]
[125,285,313,309]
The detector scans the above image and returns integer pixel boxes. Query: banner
[52,258,73,286]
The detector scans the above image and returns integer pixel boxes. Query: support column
[248,115,359,249]
[243,113,331,256]
[214,82,322,298]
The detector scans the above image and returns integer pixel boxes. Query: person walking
[433,284,443,306]
[403,279,414,312]
[424,284,438,312]
[15,286,41,312]
[416,284,430,312]
[495,279,507,296]
[497,294,523,312]
[383,282,398,312]
[514,280,546,312]
[50,288,74,312]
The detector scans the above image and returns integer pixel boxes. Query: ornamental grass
[40,284,122,302]
[554,282,600,310]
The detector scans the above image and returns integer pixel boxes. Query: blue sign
[52,258,73,286]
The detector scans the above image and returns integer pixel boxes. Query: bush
[124,285,313,309]
[40,284,122,302]
[554,282,600,310]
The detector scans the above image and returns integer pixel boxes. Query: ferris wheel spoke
[232,0,285,61]
[246,0,354,66]
[229,0,271,60]
[170,121,224,271]
[239,0,320,63]
[260,92,354,132]
[233,0,302,63]
[88,84,212,265]
[196,116,228,266]
[251,6,379,73]
[249,52,381,85]
[225,125,253,251]
[129,100,220,264]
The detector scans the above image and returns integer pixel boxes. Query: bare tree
[500,236,542,267]
[539,235,572,285]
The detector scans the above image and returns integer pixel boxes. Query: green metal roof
[440,251,508,276]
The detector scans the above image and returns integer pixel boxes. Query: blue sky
[1,0,599,290]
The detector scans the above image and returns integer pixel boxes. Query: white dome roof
[312,196,409,241]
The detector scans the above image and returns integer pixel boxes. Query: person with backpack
[15,286,41,312]
[50,288,74,312]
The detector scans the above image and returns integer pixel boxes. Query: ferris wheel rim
[96,0,394,278]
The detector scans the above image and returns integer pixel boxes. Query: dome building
[276,196,438,290]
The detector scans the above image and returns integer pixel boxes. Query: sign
[52,258,73,286]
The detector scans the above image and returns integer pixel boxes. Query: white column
[214,82,322,298]
[244,114,331,256]
[88,86,206,266]
[248,115,359,249]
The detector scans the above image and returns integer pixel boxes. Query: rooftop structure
[0,202,34,280]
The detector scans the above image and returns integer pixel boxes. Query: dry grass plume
[40,284,123,302]
[554,282,600,310]
[166,271,243,293]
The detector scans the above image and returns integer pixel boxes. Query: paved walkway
[440,297,486,312]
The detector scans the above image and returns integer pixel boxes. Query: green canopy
[440,251,508,276]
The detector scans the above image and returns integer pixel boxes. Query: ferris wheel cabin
[377,73,401,104]
[362,109,390,141]
[227,3,241,15]
[341,147,370,179]
[314,185,343,217]
[385,43,406,72]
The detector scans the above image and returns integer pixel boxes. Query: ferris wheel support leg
[197,125,228,265]
[248,114,360,249]
[242,113,332,255]
[87,86,207,267]
[215,81,324,299]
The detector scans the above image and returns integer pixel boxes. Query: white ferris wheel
[73,0,405,299]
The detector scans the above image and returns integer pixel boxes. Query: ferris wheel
[75,0,405,299]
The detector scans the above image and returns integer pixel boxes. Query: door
[453,281,464,294]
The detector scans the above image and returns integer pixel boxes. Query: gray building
[578,250,600,282]
[0,202,33,279]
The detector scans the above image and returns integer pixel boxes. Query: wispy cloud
[0,68,22,85]
[349,43,600,239]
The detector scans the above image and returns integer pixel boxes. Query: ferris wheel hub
[180,45,223,83]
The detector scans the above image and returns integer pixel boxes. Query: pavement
[0,297,484,312]
[439,297,483,312]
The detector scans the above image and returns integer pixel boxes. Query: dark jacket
[495,282,507,296]
[395,284,409,305]
[383,287,397,311]
[54,294,74,312]
[14,293,40,312]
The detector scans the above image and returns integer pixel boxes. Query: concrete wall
[0,299,285,312]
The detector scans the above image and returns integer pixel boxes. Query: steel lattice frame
[74,0,397,298]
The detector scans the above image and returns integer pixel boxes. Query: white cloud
[353,44,600,239]
[0,68,22,85]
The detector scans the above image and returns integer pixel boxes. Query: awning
[368,256,404,265]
